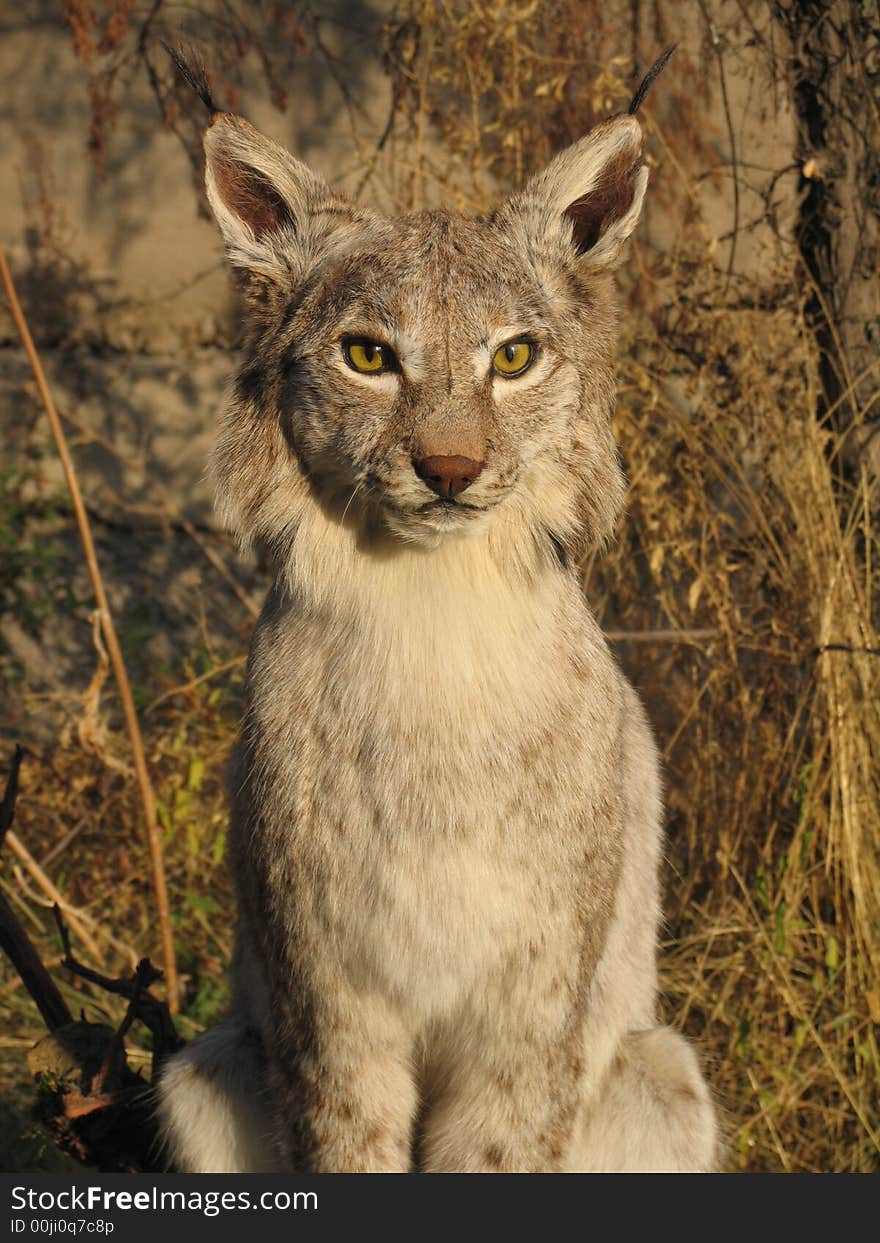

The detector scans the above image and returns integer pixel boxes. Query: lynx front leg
[265,981,418,1172]
[419,962,585,1173]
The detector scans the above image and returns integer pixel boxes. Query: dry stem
[0,246,179,1011]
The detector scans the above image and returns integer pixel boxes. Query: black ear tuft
[628,45,676,116]
[163,42,221,117]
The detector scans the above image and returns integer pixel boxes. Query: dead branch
[53,906,183,1070]
[0,749,182,1171]
[0,742,22,849]
[0,899,72,1032]
[0,749,73,1032]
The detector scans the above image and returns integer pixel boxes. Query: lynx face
[205,112,648,563]
[264,211,614,550]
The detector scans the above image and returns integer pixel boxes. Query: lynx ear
[204,114,334,281]
[497,115,648,272]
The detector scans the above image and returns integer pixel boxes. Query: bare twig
[813,643,880,657]
[697,0,740,286]
[0,246,179,1011]
[0,751,73,1032]
[0,894,73,1033]
[605,628,720,643]
[53,906,183,1070]
[5,829,103,964]
[145,654,246,714]
[0,744,23,851]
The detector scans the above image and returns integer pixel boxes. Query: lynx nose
[413,454,484,499]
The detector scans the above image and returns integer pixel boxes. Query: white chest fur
[246,511,618,1019]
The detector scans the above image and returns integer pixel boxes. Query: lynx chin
[157,53,718,1173]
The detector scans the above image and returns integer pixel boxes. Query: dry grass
[608,292,880,1171]
[1,0,877,1173]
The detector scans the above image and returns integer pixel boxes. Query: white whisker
[341,481,363,526]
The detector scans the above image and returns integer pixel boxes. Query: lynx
[157,51,718,1173]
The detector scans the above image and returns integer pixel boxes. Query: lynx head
[203,105,649,570]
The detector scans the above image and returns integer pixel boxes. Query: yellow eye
[492,340,534,377]
[343,338,397,374]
